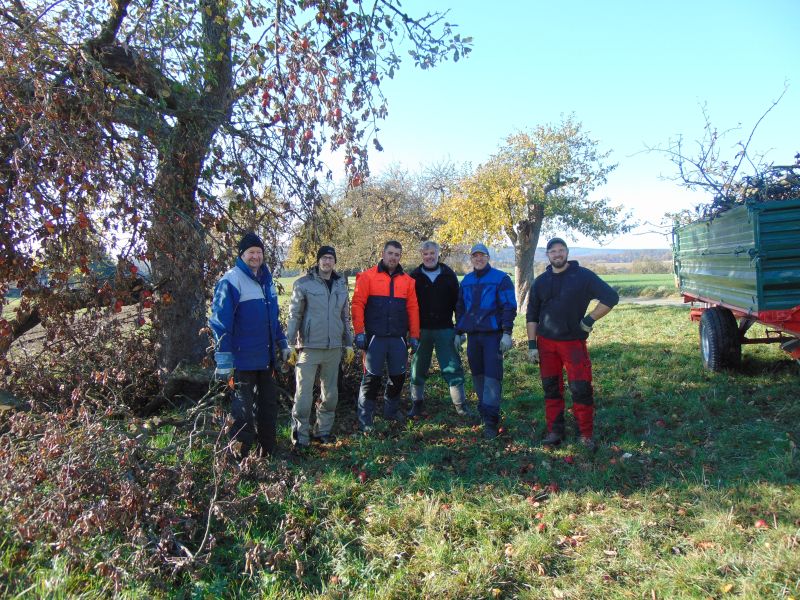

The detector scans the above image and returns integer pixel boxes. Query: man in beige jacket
[286,246,354,448]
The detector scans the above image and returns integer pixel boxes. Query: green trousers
[410,327,464,388]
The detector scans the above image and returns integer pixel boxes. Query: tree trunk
[512,212,544,315]
[149,124,215,376]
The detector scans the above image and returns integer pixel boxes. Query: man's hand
[454,333,466,353]
[354,333,366,350]
[286,349,298,366]
[344,346,355,365]
[580,315,595,333]
[409,338,419,354]
[499,333,513,353]
[527,339,539,364]
[281,347,293,364]
[214,366,233,381]
[214,351,233,380]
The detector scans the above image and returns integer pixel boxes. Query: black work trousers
[230,369,278,457]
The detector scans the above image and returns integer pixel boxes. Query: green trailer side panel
[754,199,800,310]
[673,198,800,312]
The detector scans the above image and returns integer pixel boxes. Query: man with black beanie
[526,237,618,452]
[209,232,291,458]
[285,245,354,449]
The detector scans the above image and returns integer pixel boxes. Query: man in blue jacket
[209,232,291,458]
[455,243,517,438]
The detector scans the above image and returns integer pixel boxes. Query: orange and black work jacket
[352,261,421,339]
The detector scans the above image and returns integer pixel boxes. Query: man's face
[546,243,569,269]
[242,246,264,271]
[421,247,439,269]
[318,254,335,275]
[382,245,402,270]
[470,252,489,270]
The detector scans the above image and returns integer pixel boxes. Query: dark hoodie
[526,260,619,341]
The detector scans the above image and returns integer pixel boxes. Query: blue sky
[341,0,799,249]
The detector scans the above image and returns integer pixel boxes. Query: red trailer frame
[682,292,800,362]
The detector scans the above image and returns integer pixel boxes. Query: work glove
[214,366,232,381]
[214,352,233,380]
[286,349,298,366]
[354,333,366,350]
[344,346,355,365]
[579,315,596,333]
[527,340,540,364]
[454,333,466,353]
[499,333,513,353]
[281,347,293,364]
[408,338,420,354]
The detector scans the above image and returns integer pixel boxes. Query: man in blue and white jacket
[455,243,517,439]
[209,232,291,458]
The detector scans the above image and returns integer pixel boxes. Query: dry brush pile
[0,397,304,594]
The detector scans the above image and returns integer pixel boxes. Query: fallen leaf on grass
[695,541,717,550]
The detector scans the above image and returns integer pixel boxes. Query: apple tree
[436,115,630,311]
[0,0,471,379]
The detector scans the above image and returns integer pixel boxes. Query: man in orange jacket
[351,240,420,431]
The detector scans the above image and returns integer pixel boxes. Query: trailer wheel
[699,307,741,371]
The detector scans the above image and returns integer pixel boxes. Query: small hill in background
[445,247,673,275]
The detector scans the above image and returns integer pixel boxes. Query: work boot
[579,436,598,453]
[407,384,425,418]
[541,431,562,447]
[483,414,500,439]
[483,424,499,439]
[311,434,337,445]
[450,384,479,423]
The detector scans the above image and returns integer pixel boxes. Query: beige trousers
[291,347,341,444]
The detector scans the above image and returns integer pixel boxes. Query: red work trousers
[538,336,594,438]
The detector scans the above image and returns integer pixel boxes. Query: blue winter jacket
[209,257,288,371]
[455,264,517,334]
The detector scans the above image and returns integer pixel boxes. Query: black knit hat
[316,245,337,262]
[546,237,568,251]
[238,232,265,256]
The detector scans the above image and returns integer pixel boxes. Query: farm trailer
[672,197,800,371]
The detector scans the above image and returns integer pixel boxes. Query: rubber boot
[450,384,479,423]
[407,384,425,418]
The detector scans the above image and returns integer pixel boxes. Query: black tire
[699,307,741,371]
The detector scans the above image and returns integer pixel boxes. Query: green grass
[601,273,678,298]
[3,305,798,598]
[1,297,19,319]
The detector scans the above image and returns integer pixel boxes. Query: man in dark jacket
[209,232,291,458]
[526,237,619,451]
[351,241,420,431]
[408,241,475,419]
[455,243,517,438]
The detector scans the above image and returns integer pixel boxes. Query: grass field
[1,305,797,598]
